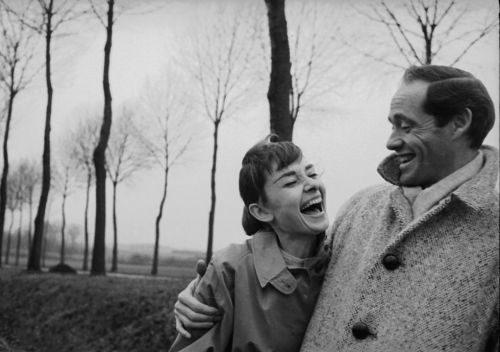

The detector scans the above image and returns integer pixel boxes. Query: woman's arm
[173,260,223,338]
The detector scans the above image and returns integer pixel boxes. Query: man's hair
[402,65,495,149]
[239,136,302,235]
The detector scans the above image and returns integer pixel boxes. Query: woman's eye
[308,173,318,178]
[284,180,297,187]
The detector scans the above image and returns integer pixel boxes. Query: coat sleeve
[168,259,234,352]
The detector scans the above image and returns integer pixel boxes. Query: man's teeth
[399,154,414,163]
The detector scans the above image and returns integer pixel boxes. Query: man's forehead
[390,80,429,112]
[392,80,429,101]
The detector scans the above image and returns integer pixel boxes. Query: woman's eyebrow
[273,170,297,184]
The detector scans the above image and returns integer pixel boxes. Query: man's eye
[401,125,412,132]
[308,173,318,178]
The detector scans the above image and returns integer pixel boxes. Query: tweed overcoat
[300,146,499,352]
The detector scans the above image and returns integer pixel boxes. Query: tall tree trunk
[27,192,33,252]
[5,211,14,265]
[205,120,220,263]
[15,209,23,266]
[91,0,114,276]
[0,89,16,268]
[425,37,432,64]
[82,170,91,271]
[60,194,66,264]
[28,2,54,272]
[265,0,293,141]
[42,220,49,267]
[151,165,169,275]
[110,181,118,273]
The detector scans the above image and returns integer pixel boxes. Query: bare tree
[3,169,19,265]
[14,184,25,266]
[105,107,150,273]
[259,1,349,137]
[52,137,78,265]
[89,0,114,276]
[17,159,41,251]
[69,111,99,271]
[5,0,89,272]
[0,0,38,268]
[41,196,53,267]
[139,73,193,275]
[351,0,498,67]
[264,0,293,141]
[188,6,256,263]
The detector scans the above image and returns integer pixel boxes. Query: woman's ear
[451,108,472,140]
[248,203,273,223]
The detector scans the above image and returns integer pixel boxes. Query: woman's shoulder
[211,239,253,271]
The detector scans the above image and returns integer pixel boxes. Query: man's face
[386,80,457,188]
[260,157,329,237]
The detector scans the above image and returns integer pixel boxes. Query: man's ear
[451,108,472,140]
[248,203,273,223]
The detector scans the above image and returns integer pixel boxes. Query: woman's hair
[239,135,302,235]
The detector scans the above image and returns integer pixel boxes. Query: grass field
[0,266,194,352]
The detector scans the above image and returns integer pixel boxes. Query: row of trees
[0,0,496,275]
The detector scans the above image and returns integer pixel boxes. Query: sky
[5,0,499,254]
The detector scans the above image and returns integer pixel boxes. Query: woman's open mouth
[300,197,324,215]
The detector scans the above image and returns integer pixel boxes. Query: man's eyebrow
[305,164,315,171]
[388,114,413,124]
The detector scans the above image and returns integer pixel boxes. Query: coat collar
[377,145,499,210]
[250,231,330,295]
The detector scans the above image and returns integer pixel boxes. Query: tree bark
[151,165,169,275]
[42,220,49,267]
[27,191,33,252]
[205,120,220,263]
[15,209,23,266]
[60,194,66,264]
[28,0,54,272]
[265,0,293,141]
[91,0,114,276]
[5,211,14,265]
[0,88,16,268]
[110,181,118,273]
[82,169,91,271]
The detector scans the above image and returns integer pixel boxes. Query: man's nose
[386,131,404,150]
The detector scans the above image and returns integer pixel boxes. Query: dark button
[352,322,370,340]
[382,254,400,270]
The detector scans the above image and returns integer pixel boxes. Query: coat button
[352,322,370,340]
[382,254,400,270]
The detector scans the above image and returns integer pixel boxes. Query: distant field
[3,251,200,279]
[0,266,193,352]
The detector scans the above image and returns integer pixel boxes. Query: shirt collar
[378,145,499,210]
[404,151,483,217]
[250,231,330,295]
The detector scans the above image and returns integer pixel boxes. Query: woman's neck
[275,231,319,258]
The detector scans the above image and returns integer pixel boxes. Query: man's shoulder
[339,183,393,211]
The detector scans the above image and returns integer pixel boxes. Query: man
[174,65,499,352]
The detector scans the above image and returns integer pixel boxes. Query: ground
[0,267,192,352]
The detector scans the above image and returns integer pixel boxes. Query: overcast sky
[7,0,499,253]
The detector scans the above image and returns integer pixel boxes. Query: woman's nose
[304,177,320,192]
